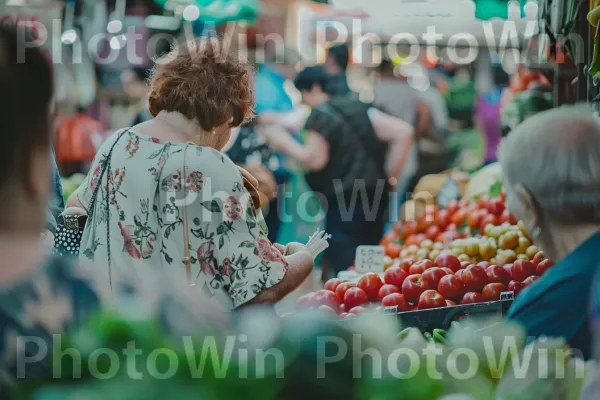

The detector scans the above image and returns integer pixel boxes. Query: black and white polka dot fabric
[53,215,85,257]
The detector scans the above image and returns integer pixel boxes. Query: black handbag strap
[86,129,129,220]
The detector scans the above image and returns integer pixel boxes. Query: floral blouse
[78,130,288,310]
[0,255,226,393]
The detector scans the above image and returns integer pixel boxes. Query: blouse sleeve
[182,150,288,308]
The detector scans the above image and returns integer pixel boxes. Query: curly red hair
[148,40,254,131]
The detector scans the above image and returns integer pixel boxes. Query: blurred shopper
[253,46,301,242]
[122,66,153,125]
[324,44,354,97]
[261,66,412,278]
[501,106,600,359]
[68,40,314,309]
[0,25,225,392]
[475,65,509,165]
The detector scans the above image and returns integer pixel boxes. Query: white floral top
[78,129,288,310]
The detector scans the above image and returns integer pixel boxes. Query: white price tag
[355,245,385,273]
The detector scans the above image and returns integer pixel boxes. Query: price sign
[437,177,460,209]
[383,305,398,314]
[355,245,385,273]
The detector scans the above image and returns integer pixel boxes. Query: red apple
[384,266,409,288]
[441,267,454,275]
[343,312,357,319]
[377,284,400,301]
[317,305,338,317]
[455,269,466,281]
[536,259,554,276]
[358,273,384,301]
[437,274,466,301]
[422,267,448,289]
[511,260,536,282]
[418,290,447,309]
[486,265,512,286]
[434,254,462,272]
[503,263,514,278]
[462,264,488,292]
[344,287,369,310]
[482,283,507,302]
[507,280,525,296]
[461,292,484,304]
[446,299,457,306]
[401,274,432,304]
[381,293,410,311]
[477,261,492,270]
[460,261,473,269]
[395,257,417,273]
[348,306,368,314]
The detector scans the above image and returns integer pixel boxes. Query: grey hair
[498,104,600,223]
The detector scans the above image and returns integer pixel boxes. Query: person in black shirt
[260,66,391,278]
[324,44,355,98]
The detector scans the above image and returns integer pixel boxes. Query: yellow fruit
[518,221,530,238]
[407,245,420,254]
[490,257,498,265]
[526,245,541,259]
[499,231,519,250]
[433,242,445,250]
[515,237,531,254]
[458,254,471,262]
[384,256,394,270]
[429,249,441,260]
[479,242,497,261]
[517,254,529,261]
[416,248,429,260]
[421,239,434,250]
[451,248,463,257]
[500,250,517,264]
[465,243,480,257]
[400,249,411,259]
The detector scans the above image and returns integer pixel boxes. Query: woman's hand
[274,242,309,257]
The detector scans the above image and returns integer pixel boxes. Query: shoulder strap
[87,128,130,220]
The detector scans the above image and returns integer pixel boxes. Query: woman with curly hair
[68,40,314,310]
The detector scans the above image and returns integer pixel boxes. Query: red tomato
[395,258,416,273]
[405,234,423,246]
[467,209,486,229]
[384,266,409,288]
[507,280,525,296]
[348,306,368,314]
[461,292,484,304]
[335,282,356,301]
[446,223,458,232]
[317,305,338,317]
[402,220,418,237]
[451,208,468,226]
[378,284,400,301]
[344,287,369,309]
[324,278,344,292]
[312,290,341,313]
[418,290,447,309]
[477,195,490,210]
[482,283,507,302]
[357,273,384,301]
[409,259,433,275]
[523,276,540,286]
[296,293,315,308]
[532,251,546,266]
[486,265,511,286]
[487,198,505,217]
[380,230,395,247]
[401,274,432,304]
[445,200,460,215]
[462,265,488,292]
[441,267,454,275]
[446,299,457,307]
[385,242,402,259]
[460,261,473,269]
[499,209,518,225]
[458,199,470,209]
[434,254,462,272]
[511,260,536,282]
[381,293,410,311]
[500,189,506,202]
[422,267,448,289]
[536,259,554,276]
[437,230,461,244]
[480,214,499,232]
[425,225,441,241]
[434,209,450,230]
[477,261,491,270]
[437,274,466,301]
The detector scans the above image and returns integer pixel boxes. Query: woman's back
[78,129,288,310]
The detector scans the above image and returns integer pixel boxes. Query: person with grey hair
[501,105,600,359]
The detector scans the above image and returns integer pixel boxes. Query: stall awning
[155,0,262,23]
[474,0,526,20]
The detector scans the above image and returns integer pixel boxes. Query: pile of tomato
[295,252,553,319]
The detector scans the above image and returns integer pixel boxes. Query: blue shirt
[254,65,294,180]
[46,148,64,233]
[507,230,600,359]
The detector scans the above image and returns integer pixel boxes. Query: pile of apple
[297,253,554,319]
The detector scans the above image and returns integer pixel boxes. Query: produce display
[293,188,554,317]
[61,173,86,203]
